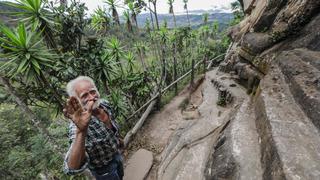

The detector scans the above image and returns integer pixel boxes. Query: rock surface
[126,1,320,179]
[124,149,153,180]
[212,0,320,179]
[157,70,250,180]
[255,65,320,179]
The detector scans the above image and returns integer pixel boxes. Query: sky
[75,0,235,15]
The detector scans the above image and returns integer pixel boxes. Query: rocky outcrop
[254,65,320,179]
[156,69,249,180]
[225,0,320,125]
[139,1,320,179]
[209,0,320,179]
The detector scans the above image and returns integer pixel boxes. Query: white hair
[66,76,98,97]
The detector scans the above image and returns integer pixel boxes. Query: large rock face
[208,0,320,180]
[224,0,320,127]
[153,1,320,179]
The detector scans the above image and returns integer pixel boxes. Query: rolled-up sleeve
[63,145,89,175]
[63,122,89,175]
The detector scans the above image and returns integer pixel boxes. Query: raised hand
[63,96,94,132]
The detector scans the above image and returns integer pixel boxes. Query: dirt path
[125,77,205,180]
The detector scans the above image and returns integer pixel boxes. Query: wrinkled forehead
[74,80,96,97]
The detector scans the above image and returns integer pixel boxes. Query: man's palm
[64,96,94,132]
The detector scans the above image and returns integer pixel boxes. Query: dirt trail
[125,77,205,179]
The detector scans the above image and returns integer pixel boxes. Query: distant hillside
[0,1,233,30]
[0,1,21,27]
[136,12,233,29]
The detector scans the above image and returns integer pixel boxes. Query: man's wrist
[103,121,112,129]
[76,128,88,136]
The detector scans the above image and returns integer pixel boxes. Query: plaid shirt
[63,99,120,175]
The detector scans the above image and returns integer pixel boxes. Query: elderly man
[63,76,123,180]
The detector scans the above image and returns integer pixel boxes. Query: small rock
[182,110,200,120]
[169,124,177,130]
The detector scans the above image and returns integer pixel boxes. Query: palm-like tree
[108,89,128,119]
[104,0,120,25]
[147,0,155,30]
[211,20,219,39]
[5,0,57,49]
[150,0,160,30]
[183,0,190,26]
[0,23,63,107]
[91,6,111,33]
[158,27,169,86]
[92,52,118,95]
[124,51,136,73]
[167,0,176,27]
[127,2,138,27]
[106,37,125,75]
[123,10,133,33]
[0,23,54,82]
[134,42,148,72]
[203,13,209,25]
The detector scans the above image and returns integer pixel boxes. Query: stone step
[124,149,153,180]
[277,49,320,130]
[255,65,320,180]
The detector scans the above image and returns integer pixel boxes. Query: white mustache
[83,98,100,110]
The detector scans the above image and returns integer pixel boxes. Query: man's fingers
[74,97,84,112]
[63,108,69,118]
[70,96,83,112]
[66,100,75,115]
[85,100,95,113]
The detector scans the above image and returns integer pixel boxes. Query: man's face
[74,80,100,110]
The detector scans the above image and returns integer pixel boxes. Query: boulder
[124,149,153,180]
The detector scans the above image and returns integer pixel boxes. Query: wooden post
[173,43,178,95]
[203,54,207,74]
[190,58,195,87]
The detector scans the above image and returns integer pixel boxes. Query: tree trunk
[132,14,138,28]
[139,51,147,72]
[127,20,133,33]
[186,8,191,26]
[39,72,64,110]
[172,12,177,28]
[148,1,155,30]
[40,21,57,50]
[113,9,120,25]
[152,2,160,30]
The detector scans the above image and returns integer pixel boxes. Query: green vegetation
[0,0,242,179]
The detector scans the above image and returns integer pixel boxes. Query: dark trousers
[91,153,124,180]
